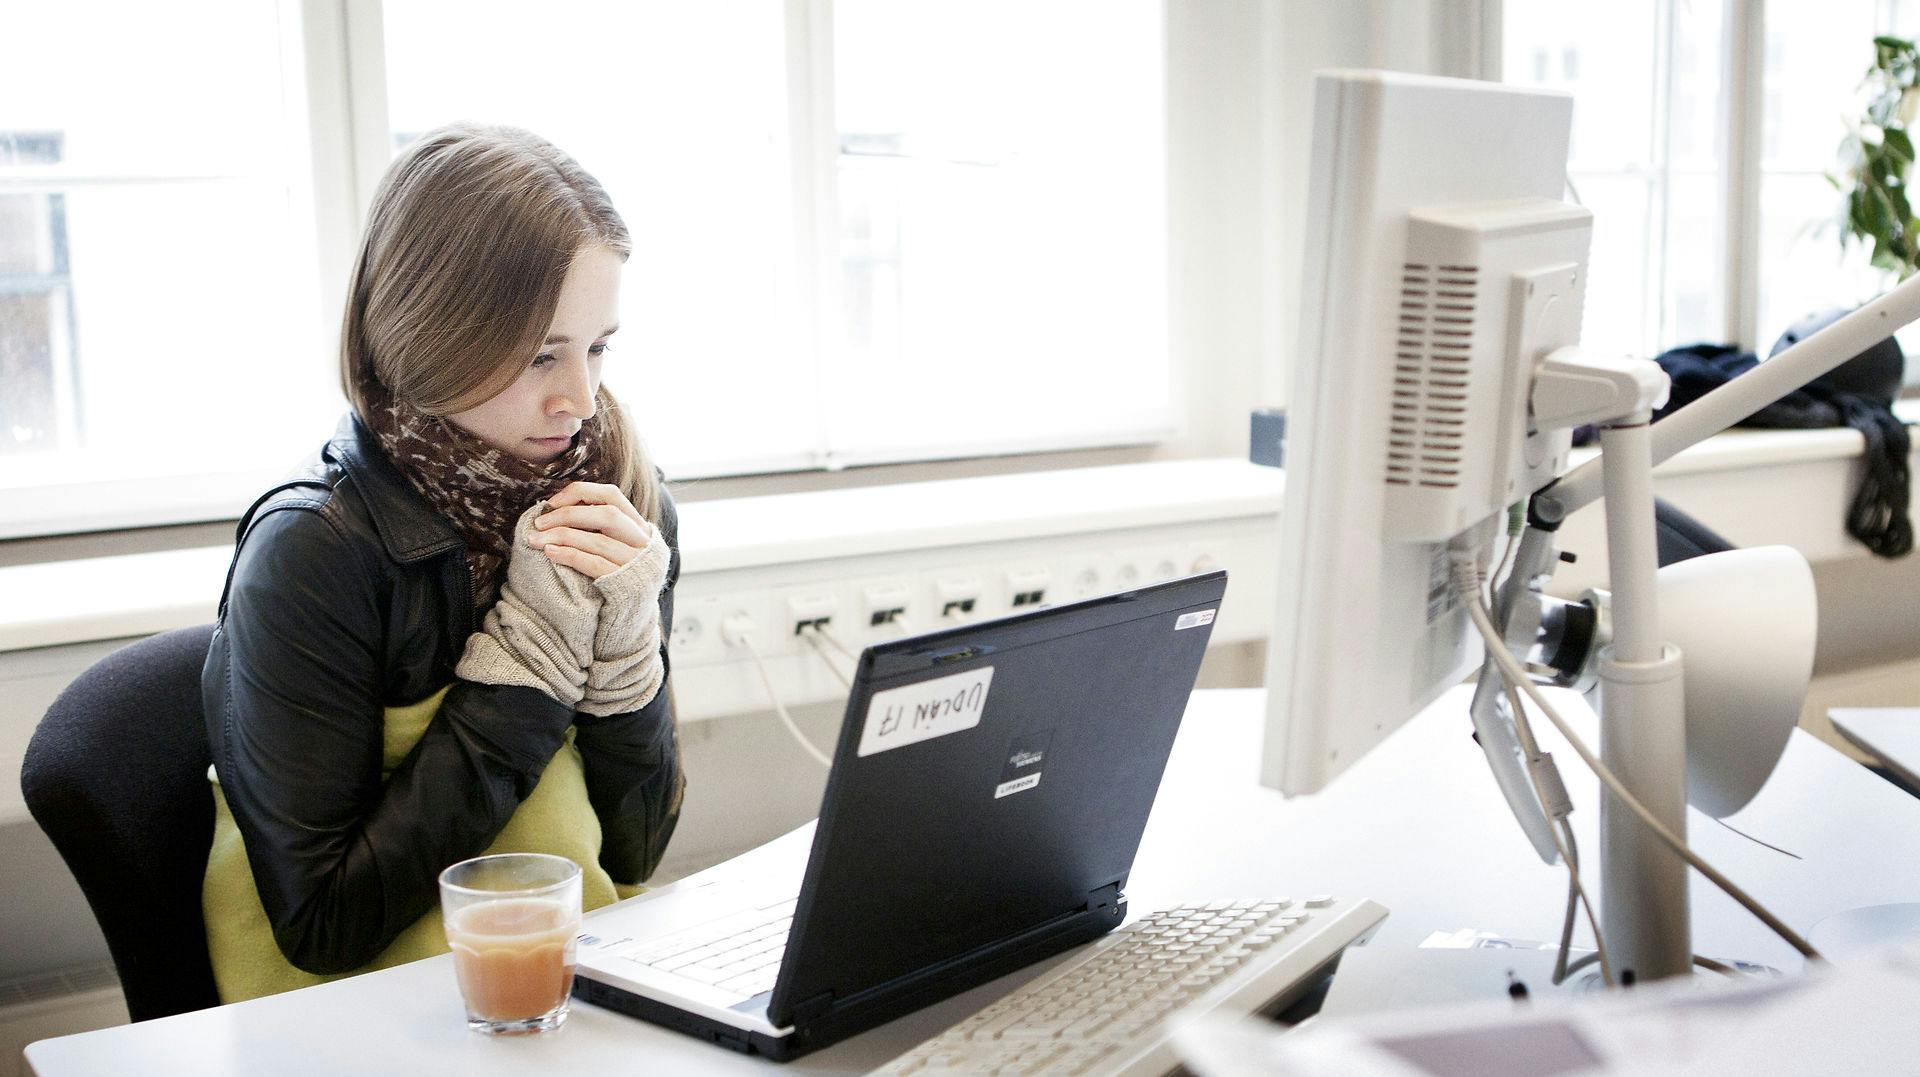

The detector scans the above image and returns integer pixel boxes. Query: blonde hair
[340,123,662,526]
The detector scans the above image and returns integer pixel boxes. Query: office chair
[20,624,222,1021]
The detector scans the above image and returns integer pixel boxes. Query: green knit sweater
[203,686,642,1003]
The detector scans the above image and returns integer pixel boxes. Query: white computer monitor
[1261,71,1591,798]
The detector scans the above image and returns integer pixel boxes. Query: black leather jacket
[202,414,682,975]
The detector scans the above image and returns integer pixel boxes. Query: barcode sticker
[1175,609,1218,631]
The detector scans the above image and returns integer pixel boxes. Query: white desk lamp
[1476,274,1920,981]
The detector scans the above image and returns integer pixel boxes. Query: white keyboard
[873,896,1389,1076]
[615,895,798,999]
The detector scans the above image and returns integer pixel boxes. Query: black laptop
[572,570,1228,1059]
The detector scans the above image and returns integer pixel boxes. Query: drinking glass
[439,853,582,1035]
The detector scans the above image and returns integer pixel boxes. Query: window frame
[1497,0,1920,366]
[0,0,1180,540]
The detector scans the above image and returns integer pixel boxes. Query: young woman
[200,124,684,1002]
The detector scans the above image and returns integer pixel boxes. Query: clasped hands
[456,481,672,716]
[525,481,657,581]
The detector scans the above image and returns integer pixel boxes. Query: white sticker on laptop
[994,774,1041,798]
[1175,609,1217,631]
[859,666,994,757]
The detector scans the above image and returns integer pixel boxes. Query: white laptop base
[576,872,805,1044]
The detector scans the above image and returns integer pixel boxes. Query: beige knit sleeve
[576,522,672,717]
[454,503,600,706]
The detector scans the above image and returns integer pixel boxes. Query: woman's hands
[527,481,657,580]
[458,482,671,714]
[523,481,673,717]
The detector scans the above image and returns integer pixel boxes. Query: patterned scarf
[361,383,616,608]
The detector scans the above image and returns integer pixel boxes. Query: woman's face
[448,244,623,463]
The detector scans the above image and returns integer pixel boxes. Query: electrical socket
[862,582,913,629]
[670,611,706,653]
[719,612,757,649]
[1006,567,1052,608]
[785,591,839,636]
[1068,563,1104,600]
[936,574,982,621]
[669,595,723,666]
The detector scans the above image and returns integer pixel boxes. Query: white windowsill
[2,403,1915,657]
[0,458,1286,654]
[0,426,1180,542]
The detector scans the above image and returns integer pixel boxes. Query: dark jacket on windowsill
[200,413,683,996]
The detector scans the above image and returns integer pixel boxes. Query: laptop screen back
[768,571,1227,1021]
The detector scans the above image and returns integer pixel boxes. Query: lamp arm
[1538,270,1920,520]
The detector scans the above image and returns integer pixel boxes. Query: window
[381,1,813,476]
[1502,1,1725,360]
[1,1,1170,538]
[380,0,1170,478]
[0,1,335,537]
[0,133,72,460]
[1753,1,1907,345]
[825,0,1169,466]
[1505,0,1920,370]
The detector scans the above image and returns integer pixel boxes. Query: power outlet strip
[669,514,1277,723]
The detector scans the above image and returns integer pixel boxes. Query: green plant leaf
[1868,184,1899,236]
[1870,231,1900,270]
[1890,128,1917,164]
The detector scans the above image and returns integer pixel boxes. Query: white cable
[733,631,834,769]
[1504,676,1613,985]
[1460,544,1611,983]
[1489,607,1614,986]
[1567,951,1747,982]
[1560,950,1602,981]
[1489,510,1524,604]
[811,623,860,666]
[1553,821,1610,986]
[1489,621,1610,983]
[1551,821,1581,983]
[798,627,852,689]
[1455,565,1822,960]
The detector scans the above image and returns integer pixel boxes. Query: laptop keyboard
[613,895,798,999]
[873,896,1387,1076]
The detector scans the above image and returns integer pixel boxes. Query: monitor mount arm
[1468,351,1668,867]
[1472,271,1920,983]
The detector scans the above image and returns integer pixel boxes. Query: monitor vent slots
[1387,262,1478,490]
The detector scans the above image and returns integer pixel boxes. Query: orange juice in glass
[439,853,582,1034]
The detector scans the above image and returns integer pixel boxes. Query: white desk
[1830,708,1920,792]
[27,688,1920,1075]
